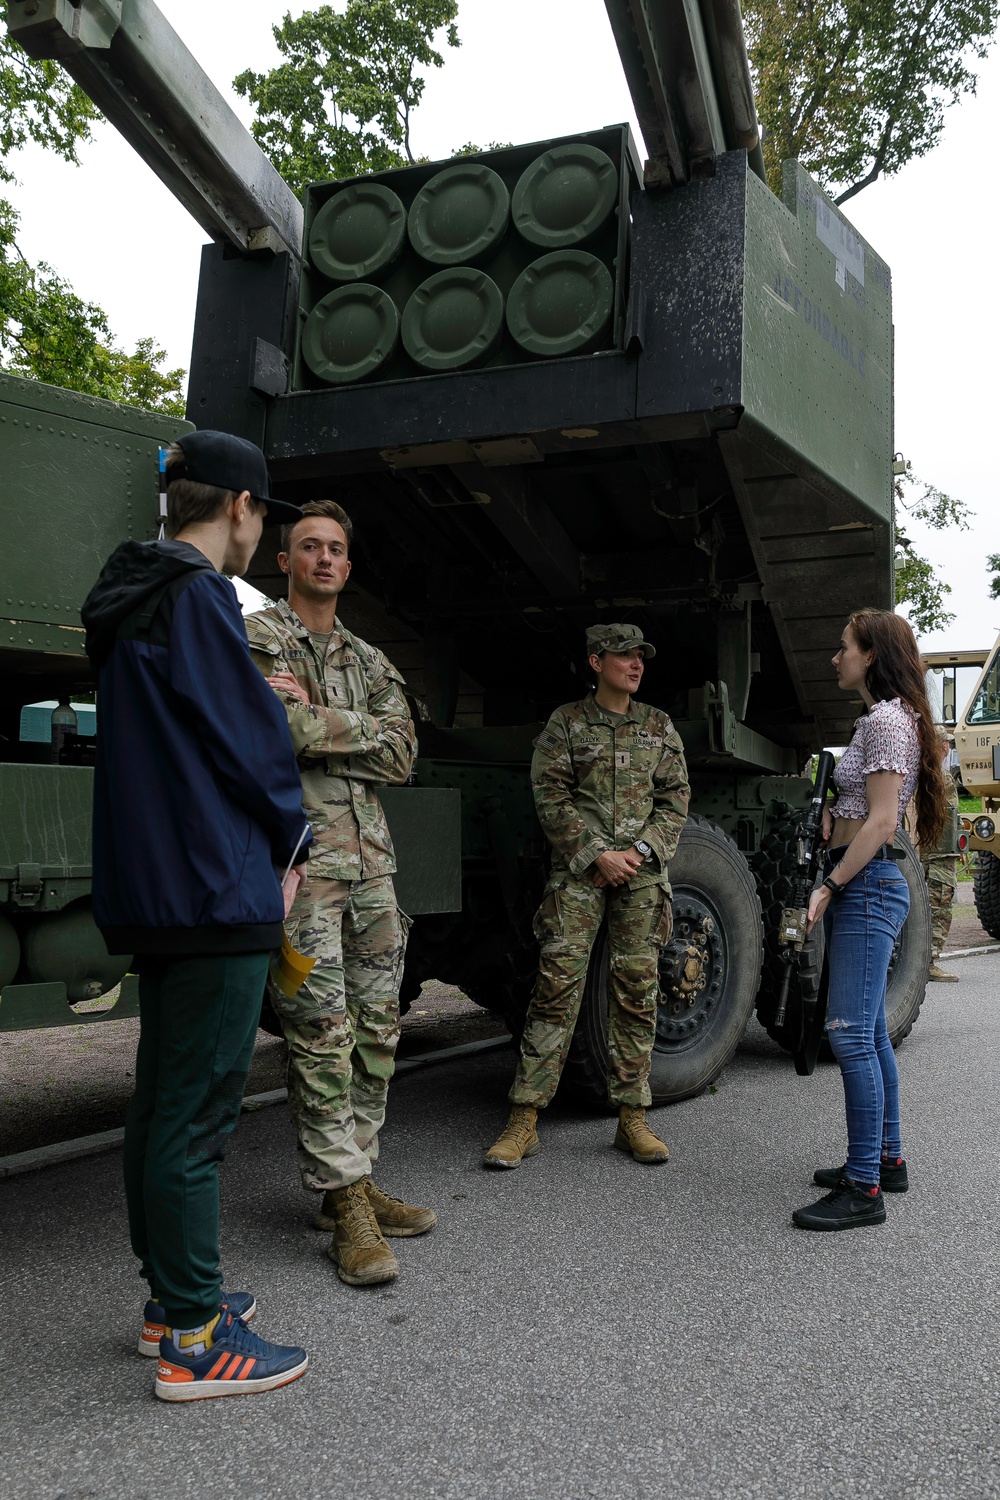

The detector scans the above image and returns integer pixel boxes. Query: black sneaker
[793,1176,886,1231]
[813,1158,908,1193]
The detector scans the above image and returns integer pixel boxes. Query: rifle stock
[773,751,836,1029]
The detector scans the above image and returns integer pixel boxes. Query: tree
[235,1,460,195]
[744,0,1000,203]
[0,32,185,413]
[893,463,971,635]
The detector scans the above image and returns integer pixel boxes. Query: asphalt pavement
[1,958,998,1500]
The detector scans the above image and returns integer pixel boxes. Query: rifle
[774,751,836,1072]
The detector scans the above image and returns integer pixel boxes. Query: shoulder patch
[533,729,562,752]
[244,615,283,654]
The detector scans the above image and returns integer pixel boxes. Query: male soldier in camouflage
[246,500,435,1287]
[484,623,690,1169]
[923,732,960,981]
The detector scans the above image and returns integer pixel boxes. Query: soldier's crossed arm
[530,716,606,874]
[640,726,691,868]
[331,663,416,785]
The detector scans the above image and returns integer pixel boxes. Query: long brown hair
[848,608,947,847]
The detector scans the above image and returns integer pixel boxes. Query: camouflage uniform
[510,679,690,1111]
[922,772,960,961]
[246,600,415,1191]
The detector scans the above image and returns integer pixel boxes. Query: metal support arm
[8,0,303,257]
[603,0,765,187]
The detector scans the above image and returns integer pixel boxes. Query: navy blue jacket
[82,539,312,955]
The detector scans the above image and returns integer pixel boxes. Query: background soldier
[246,499,435,1288]
[484,623,690,1169]
[923,732,960,981]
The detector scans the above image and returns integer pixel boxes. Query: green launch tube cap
[506,251,614,357]
[512,144,618,249]
[301,284,400,384]
[408,163,510,266]
[401,267,505,372]
[308,183,407,282]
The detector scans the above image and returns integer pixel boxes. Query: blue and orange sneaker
[137,1291,257,1357]
[155,1307,308,1402]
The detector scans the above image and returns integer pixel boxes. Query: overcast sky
[9,0,1000,659]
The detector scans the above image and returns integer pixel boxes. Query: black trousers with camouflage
[510,875,672,1110]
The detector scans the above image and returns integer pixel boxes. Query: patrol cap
[585,622,656,660]
[170,430,303,525]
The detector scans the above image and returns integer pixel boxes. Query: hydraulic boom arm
[8,0,302,257]
[603,0,765,187]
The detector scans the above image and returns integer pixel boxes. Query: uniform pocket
[532,887,562,945]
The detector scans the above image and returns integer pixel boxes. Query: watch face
[636,841,651,855]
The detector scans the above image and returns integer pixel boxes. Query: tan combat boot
[614,1106,670,1164]
[928,961,959,982]
[483,1105,540,1169]
[363,1180,437,1237]
[314,1180,437,1237]
[325,1179,399,1286]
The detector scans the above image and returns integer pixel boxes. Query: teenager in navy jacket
[82,430,313,1402]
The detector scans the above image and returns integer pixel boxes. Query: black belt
[828,843,905,863]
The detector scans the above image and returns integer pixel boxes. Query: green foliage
[744,0,1000,203]
[235,0,460,194]
[0,29,99,182]
[895,545,954,635]
[893,462,972,636]
[452,140,512,157]
[0,32,185,412]
[986,553,1000,601]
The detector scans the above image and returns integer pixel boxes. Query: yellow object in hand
[269,928,317,1000]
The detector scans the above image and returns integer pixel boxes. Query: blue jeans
[823,857,910,1185]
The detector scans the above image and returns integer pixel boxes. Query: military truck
[935,640,1000,939]
[4,0,931,1102]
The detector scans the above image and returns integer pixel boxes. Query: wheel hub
[656,896,725,1045]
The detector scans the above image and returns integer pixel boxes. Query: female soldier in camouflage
[484,623,690,1169]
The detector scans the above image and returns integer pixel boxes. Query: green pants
[123,952,268,1328]
[511,875,672,1110]
[269,874,408,1193]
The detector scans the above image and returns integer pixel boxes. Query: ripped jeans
[824,855,910,1185]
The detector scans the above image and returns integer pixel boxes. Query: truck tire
[563,816,764,1106]
[755,826,929,1051]
[882,832,931,1045]
[973,852,1000,939]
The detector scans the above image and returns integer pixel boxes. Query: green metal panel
[0,373,190,653]
[380,786,462,914]
[742,163,893,525]
[0,766,93,911]
[0,972,140,1032]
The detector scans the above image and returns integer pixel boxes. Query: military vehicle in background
[932,640,1000,939]
[4,0,932,1102]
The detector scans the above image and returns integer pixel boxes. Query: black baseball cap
[170,430,302,525]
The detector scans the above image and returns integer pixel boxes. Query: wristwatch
[634,841,652,860]
[822,875,846,898]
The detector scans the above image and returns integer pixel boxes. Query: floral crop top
[830,698,920,828]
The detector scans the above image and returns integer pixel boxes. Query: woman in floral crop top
[792,608,947,1233]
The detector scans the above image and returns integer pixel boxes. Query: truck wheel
[973,852,1000,939]
[563,816,764,1106]
[884,832,931,1046]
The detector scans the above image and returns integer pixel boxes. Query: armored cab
[0,374,183,1027]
